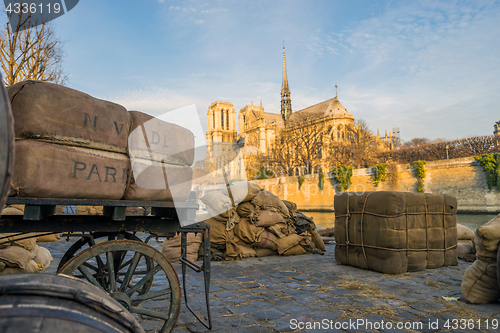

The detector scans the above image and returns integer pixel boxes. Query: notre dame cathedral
[205,46,393,180]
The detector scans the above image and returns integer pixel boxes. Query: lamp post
[446,145,449,159]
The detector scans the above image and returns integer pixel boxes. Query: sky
[10,0,500,143]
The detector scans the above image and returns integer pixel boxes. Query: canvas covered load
[334,191,458,274]
[124,111,195,202]
[7,80,131,199]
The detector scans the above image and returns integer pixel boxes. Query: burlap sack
[0,208,23,250]
[310,229,326,251]
[161,233,203,263]
[458,239,473,246]
[266,223,288,238]
[253,229,279,251]
[226,181,261,204]
[475,233,498,259]
[0,259,39,275]
[251,190,290,219]
[255,248,278,257]
[457,243,474,258]
[206,218,227,249]
[76,206,103,215]
[1,207,23,215]
[122,159,193,202]
[457,224,475,240]
[255,210,286,227]
[233,217,264,244]
[1,233,37,251]
[205,218,242,260]
[201,191,233,217]
[282,244,306,256]
[476,214,500,241]
[238,244,257,258]
[335,191,457,274]
[7,80,130,153]
[461,257,500,304]
[33,246,53,271]
[236,201,259,221]
[282,200,297,218]
[128,111,194,166]
[0,244,38,269]
[10,141,129,199]
[278,234,302,254]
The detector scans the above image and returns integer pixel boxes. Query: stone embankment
[248,157,500,213]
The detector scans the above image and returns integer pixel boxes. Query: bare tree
[0,11,66,86]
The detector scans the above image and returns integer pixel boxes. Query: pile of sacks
[0,206,53,274]
[461,214,500,304]
[196,181,325,261]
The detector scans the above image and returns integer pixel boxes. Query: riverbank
[43,236,499,333]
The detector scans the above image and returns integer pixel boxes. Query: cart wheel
[58,240,181,333]
[57,231,144,272]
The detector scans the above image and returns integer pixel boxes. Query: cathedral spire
[281,42,292,123]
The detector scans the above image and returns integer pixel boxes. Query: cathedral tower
[280,44,292,124]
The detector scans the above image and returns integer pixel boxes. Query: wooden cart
[0,75,211,332]
[0,196,212,333]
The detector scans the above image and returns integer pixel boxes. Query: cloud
[201,8,228,14]
[194,19,205,25]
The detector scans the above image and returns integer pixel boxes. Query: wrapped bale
[125,111,194,201]
[7,81,130,199]
[335,191,458,274]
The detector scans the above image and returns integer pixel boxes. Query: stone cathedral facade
[205,46,393,179]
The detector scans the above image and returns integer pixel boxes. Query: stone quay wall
[252,157,500,213]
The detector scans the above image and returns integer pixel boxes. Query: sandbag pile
[200,182,325,261]
[0,231,53,275]
[6,80,194,202]
[335,191,458,274]
[461,214,500,304]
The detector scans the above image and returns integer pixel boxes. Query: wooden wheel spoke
[131,288,171,303]
[77,265,105,292]
[119,257,133,270]
[126,265,161,296]
[82,261,98,271]
[119,252,141,293]
[130,306,169,321]
[95,254,107,287]
[106,251,117,293]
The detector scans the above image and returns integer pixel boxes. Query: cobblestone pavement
[43,236,500,333]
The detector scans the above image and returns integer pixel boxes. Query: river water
[304,211,498,231]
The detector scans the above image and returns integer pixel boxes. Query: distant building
[206,46,393,179]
